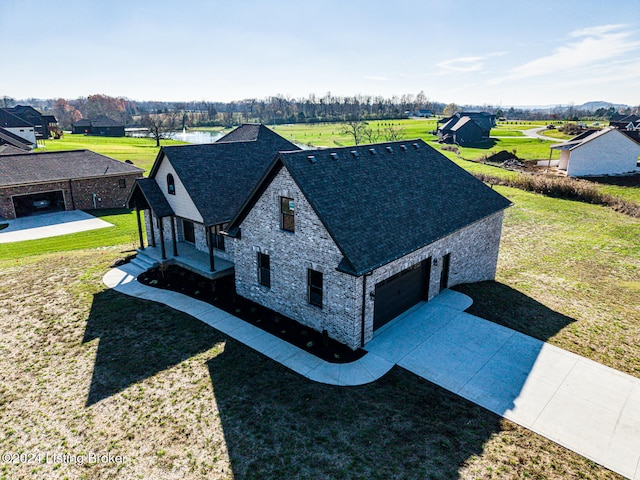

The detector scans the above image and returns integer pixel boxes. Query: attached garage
[12,190,65,218]
[373,259,430,331]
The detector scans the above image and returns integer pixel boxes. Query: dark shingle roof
[152,125,299,225]
[128,178,175,217]
[90,115,121,127]
[0,150,143,186]
[216,123,297,148]
[0,145,30,155]
[232,140,511,276]
[0,127,33,149]
[0,109,33,128]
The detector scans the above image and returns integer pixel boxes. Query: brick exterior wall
[231,168,362,349]
[232,167,505,350]
[0,173,141,220]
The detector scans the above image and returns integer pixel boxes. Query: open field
[1,185,637,478]
[37,134,186,173]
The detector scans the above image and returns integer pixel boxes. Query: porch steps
[130,251,159,271]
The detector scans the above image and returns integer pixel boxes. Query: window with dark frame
[118,179,126,189]
[258,252,271,288]
[167,174,176,195]
[280,197,295,232]
[212,224,226,251]
[308,269,323,308]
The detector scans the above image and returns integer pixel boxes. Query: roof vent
[307,155,317,163]
[369,148,377,155]
[385,146,393,153]
[330,152,339,160]
[413,142,420,149]
[400,144,407,151]
[350,150,359,158]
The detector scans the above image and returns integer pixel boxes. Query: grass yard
[0,209,142,262]
[36,134,187,173]
[1,186,637,478]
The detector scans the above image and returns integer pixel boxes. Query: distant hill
[577,101,628,110]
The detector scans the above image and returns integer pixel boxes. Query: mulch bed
[138,265,366,363]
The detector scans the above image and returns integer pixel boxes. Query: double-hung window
[258,252,271,288]
[308,269,323,308]
[281,197,294,232]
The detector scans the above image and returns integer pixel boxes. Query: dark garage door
[373,259,430,331]
[12,190,65,218]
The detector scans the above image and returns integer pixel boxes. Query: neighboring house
[438,116,485,145]
[126,124,299,269]
[550,127,640,177]
[439,112,496,136]
[0,127,34,151]
[0,109,36,148]
[416,109,433,117]
[225,139,511,349]
[72,115,125,136]
[610,114,640,131]
[0,150,143,219]
[2,105,57,140]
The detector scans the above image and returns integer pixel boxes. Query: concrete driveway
[0,210,113,243]
[104,264,640,479]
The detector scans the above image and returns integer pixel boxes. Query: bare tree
[141,113,177,147]
[382,123,405,142]
[443,103,460,117]
[340,119,371,145]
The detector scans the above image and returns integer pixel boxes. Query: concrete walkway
[0,210,112,243]
[104,264,640,479]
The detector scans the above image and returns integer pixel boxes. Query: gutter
[361,270,372,348]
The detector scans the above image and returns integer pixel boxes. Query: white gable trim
[154,156,204,223]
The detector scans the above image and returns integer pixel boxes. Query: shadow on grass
[82,289,223,406]
[207,341,504,480]
[85,281,579,478]
[452,281,576,341]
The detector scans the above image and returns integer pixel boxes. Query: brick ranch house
[128,125,511,350]
[0,150,143,220]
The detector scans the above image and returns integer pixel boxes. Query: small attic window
[330,152,339,160]
[369,148,377,155]
[350,150,359,158]
[400,145,407,151]
[413,142,420,149]
[385,146,393,153]
[307,155,317,163]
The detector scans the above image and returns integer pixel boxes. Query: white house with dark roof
[550,127,640,177]
[225,139,511,349]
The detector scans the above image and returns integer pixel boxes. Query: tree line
[1,93,637,131]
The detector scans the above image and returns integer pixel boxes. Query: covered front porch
[136,240,234,280]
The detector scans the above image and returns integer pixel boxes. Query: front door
[183,219,195,243]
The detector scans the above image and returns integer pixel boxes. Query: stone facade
[232,167,505,350]
[231,168,362,349]
[0,173,141,219]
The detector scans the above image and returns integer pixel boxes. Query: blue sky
[1,0,639,106]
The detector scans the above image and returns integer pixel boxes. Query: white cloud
[437,52,507,74]
[364,75,389,81]
[500,24,640,81]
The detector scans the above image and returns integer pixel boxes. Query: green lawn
[1,185,633,477]
[37,134,187,174]
[0,209,142,263]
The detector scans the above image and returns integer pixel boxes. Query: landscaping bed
[138,265,366,363]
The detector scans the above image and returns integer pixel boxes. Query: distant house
[72,115,125,137]
[437,111,495,146]
[416,109,433,117]
[225,139,511,349]
[1,105,57,140]
[610,114,640,130]
[438,116,485,145]
[0,127,34,152]
[0,109,37,148]
[0,150,143,219]
[550,127,640,177]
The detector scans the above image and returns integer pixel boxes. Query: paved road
[522,126,561,141]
